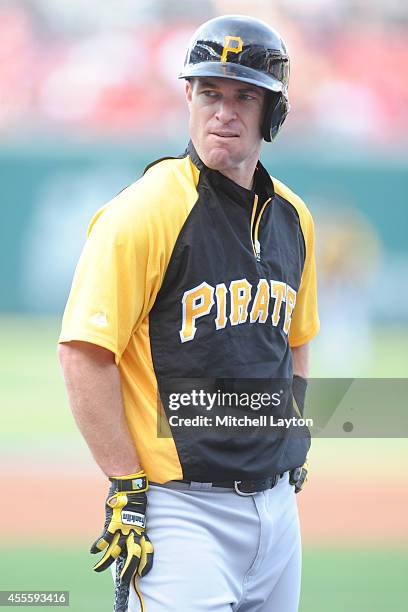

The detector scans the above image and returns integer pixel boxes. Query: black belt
[177,473,285,496]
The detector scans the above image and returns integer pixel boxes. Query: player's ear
[185,79,193,108]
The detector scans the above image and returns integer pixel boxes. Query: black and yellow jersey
[59,141,319,483]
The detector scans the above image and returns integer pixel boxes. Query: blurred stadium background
[0,0,407,610]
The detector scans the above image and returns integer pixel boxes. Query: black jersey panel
[148,150,310,481]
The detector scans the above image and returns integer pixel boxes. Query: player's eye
[201,90,219,98]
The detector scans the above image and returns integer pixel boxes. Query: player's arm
[291,342,309,379]
[287,198,318,493]
[291,342,309,417]
[58,339,140,477]
[59,338,153,595]
[290,342,310,493]
[58,195,159,603]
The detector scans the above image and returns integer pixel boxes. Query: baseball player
[59,14,319,612]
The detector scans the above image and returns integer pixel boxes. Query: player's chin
[205,142,239,170]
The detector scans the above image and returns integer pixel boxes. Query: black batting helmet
[179,14,290,142]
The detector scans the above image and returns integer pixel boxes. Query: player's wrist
[110,469,146,480]
[109,470,149,493]
[107,463,143,477]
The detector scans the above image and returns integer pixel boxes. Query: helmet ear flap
[262,92,290,142]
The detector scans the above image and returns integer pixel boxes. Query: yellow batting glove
[91,470,154,585]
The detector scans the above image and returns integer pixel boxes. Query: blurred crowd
[1,0,407,145]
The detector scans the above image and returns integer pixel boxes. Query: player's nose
[214,99,238,124]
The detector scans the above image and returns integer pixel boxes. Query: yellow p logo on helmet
[221,35,243,63]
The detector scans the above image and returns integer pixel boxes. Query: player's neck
[217,147,261,190]
[219,166,255,190]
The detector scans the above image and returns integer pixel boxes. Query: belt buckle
[234,475,280,496]
[234,480,257,496]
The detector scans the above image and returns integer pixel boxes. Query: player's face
[185,77,265,181]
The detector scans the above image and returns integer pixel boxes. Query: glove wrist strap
[109,471,148,493]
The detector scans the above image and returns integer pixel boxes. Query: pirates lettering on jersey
[179,278,297,343]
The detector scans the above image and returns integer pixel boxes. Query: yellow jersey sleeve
[59,186,158,360]
[59,157,200,361]
[272,178,320,347]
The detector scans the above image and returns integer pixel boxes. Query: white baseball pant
[113,473,301,611]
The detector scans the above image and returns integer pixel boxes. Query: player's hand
[289,458,309,493]
[91,470,154,584]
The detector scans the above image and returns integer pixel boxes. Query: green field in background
[0,547,406,612]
